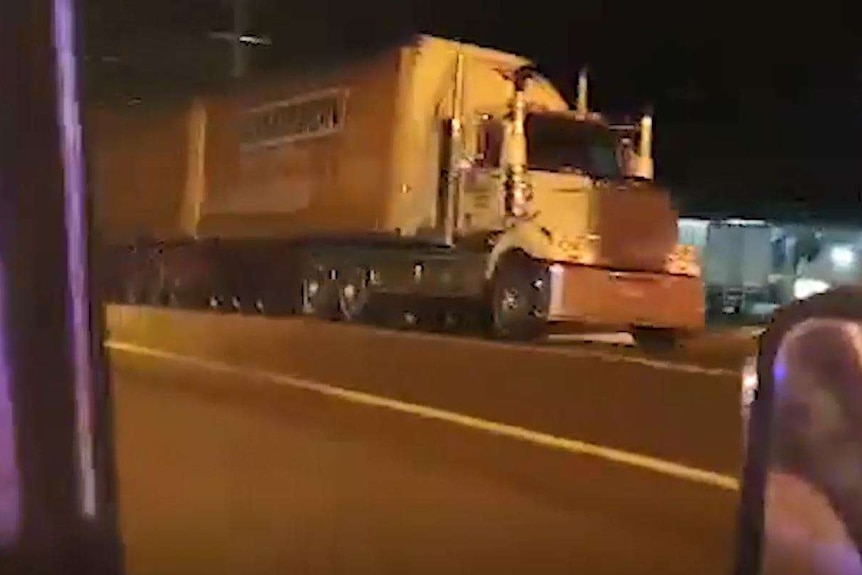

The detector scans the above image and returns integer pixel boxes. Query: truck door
[436,118,453,232]
[461,117,504,232]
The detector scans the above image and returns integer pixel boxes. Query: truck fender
[484,224,552,281]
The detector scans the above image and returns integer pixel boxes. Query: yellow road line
[107,340,741,492]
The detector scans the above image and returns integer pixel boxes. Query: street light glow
[830,245,855,269]
[239,34,271,46]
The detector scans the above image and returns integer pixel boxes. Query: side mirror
[735,286,862,574]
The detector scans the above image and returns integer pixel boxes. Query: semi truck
[92,34,705,345]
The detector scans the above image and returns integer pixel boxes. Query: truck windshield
[525,114,621,179]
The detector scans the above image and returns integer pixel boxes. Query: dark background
[84,0,861,221]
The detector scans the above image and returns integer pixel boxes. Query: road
[106,306,748,574]
[546,325,757,370]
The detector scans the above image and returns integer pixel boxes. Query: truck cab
[446,65,703,342]
[466,109,675,269]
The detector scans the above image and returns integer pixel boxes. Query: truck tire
[300,265,340,320]
[253,283,295,316]
[337,267,371,322]
[489,254,548,342]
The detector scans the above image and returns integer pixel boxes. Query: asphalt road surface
[112,353,739,575]
[106,307,746,574]
[547,326,757,370]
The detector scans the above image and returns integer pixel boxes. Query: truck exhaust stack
[639,111,652,162]
[504,66,536,219]
[576,67,588,117]
[443,50,466,245]
[633,109,654,180]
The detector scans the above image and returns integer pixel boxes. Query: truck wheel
[338,268,370,322]
[489,255,547,342]
[300,267,339,320]
[255,289,290,316]
[632,327,679,353]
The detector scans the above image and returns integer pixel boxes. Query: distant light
[239,34,272,46]
[678,218,710,230]
[830,245,855,269]
[207,31,272,46]
[723,218,768,226]
[208,31,234,42]
[794,277,830,300]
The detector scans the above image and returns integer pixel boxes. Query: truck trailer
[678,218,775,315]
[92,34,705,345]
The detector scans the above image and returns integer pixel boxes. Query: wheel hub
[342,283,357,301]
[501,288,520,312]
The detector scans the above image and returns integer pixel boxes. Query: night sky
[86,0,861,221]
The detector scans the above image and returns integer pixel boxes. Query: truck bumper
[546,263,705,332]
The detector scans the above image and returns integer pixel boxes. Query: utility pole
[231,0,248,79]
[210,0,270,80]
